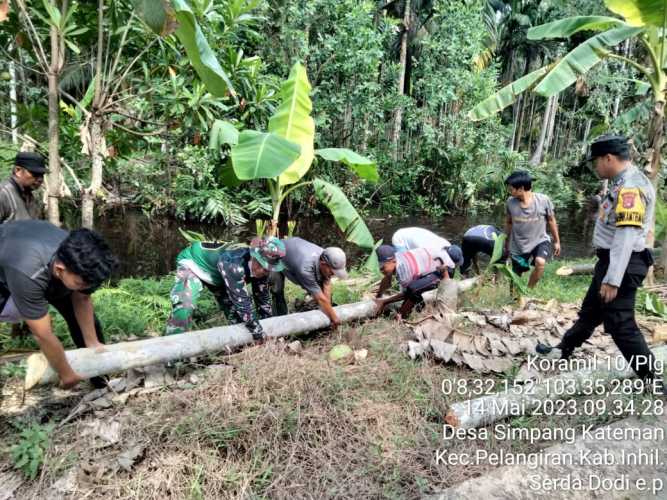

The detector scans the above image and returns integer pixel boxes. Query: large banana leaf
[489,233,507,266]
[209,119,239,149]
[468,65,553,121]
[268,63,315,186]
[364,239,384,273]
[313,179,374,250]
[170,0,235,98]
[528,16,628,40]
[533,26,643,97]
[315,148,379,183]
[605,0,667,28]
[231,130,301,180]
[134,0,176,35]
[614,100,651,128]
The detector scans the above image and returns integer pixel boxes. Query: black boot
[535,342,573,359]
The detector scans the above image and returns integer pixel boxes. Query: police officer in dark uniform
[0,151,45,223]
[537,135,662,391]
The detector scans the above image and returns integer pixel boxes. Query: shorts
[511,240,551,275]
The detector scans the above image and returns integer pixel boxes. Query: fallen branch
[25,278,480,389]
[556,263,596,276]
[444,345,667,429]
[557,248,663,276]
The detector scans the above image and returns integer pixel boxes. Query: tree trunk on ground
[391,0,410,161]
[556,248,662,276]
[46,23,64,225]
[556,263,596,276]
[529,95,555,166]
[25,277,481,388]
[445,345,667,428]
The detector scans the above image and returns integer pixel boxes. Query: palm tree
[381,0,435,159]
[469,0,667,266]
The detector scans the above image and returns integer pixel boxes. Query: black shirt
[0,220,71,319]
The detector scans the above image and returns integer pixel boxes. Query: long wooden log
[25,278,480,389]
[444,345,667,429]
[555,263,595,276]
[557,248,663,276]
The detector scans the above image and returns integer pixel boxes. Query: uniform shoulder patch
[615,187,645,227]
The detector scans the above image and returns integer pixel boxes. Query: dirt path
[429,413,667,500]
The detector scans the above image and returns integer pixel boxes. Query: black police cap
[15,152,47,174]
[584,134,630,162]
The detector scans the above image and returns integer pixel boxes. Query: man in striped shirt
[373,245,453,319]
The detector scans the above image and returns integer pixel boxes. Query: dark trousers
[405,271,443,303]
[398,271,443,317]
[50,295,106,388]
[461,236,494,273]
[269,272,289,316]
[559,249,656,380]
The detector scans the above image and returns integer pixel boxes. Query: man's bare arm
[547,215,561,256]
[375,274,394,298]
[313,287,340,328]
[26,314,82,388]
[504,214,512,254]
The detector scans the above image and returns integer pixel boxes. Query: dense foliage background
[0,0,662,224]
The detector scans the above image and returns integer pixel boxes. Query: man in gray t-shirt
[271,237,348,329]
[0,220,117,388]
[504,171,561,288]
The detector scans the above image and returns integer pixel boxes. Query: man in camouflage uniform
[166,237,286,341]
[538,135,662,389]
[0,152,45,224]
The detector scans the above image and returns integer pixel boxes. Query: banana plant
[212,62,378,252]
[468,0,667,264]
[469,1,666,183]
[138,0,235,98]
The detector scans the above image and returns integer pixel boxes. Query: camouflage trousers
[165,266,235,335]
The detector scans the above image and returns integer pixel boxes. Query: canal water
[89,207,598,279]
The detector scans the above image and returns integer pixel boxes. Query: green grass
[2,257,658,356]
[462,259,593,310]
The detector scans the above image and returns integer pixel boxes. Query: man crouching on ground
[373,244,453,320]
[0,220,118,388]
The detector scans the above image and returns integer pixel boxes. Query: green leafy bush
[11,423,53,479]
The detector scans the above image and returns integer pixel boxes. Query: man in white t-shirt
[391,227,463,274]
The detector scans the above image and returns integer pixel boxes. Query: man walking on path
[537,135,663,391]
[270,237,348,330]
[391,226,463,276]
[166,238,286,342]
[504,171,561,288]
[0,220,117,388]
[0,152,45,224]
